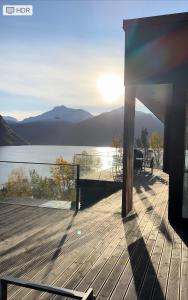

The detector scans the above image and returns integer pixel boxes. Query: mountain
[0,115,28,146]
[3,116,18,123]
[10,107,163,146]
[22,105,93,123]
[61,107,163,146]
[11,120,73,145]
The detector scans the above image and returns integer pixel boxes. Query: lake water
[0,145,116,185]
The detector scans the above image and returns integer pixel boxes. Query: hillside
[12,120,73,145]
[62,108,163,146]
[22,105,93,123]
[0,115,28,146]
[3,116,18,123]
[11,108,163,146]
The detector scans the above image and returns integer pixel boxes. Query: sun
[96,73,124,103]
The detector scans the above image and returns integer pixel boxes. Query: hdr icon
[3,5,33,16]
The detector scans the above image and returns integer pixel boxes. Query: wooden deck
[0,174,187,300]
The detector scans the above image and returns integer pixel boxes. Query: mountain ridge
[22,105,93,123]
[10,107,163,146]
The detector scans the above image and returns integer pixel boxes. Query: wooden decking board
[0,176,186,300]
[94,208,162,300]
[180,261,188,300]
[41,210,147,298]
[9,191,145,298]
[1,209,68,272]
[9,203,122,298]
[152,219,175,300]
[50,202,159,299]
[0,209,71,258]
[93,188,166,300]
[61,207,151,299]
[6,201,119,280]
[180,239,188,300]
[61,189,160,296]
[108,194,167,300]
[73,212,148,295]
[76,185,166,300]
[0,206,53,240]
[137,228,166,300]
[33,193,150,298]
[166,230,182,300]
[9,222,112,299]
[135,202,169,299]
[124,206,168,300]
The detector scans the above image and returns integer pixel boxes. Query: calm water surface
[0,145,116,184]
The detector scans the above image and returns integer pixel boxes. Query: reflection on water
[0,145,117,185]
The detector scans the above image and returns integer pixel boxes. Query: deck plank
[0,174,186,300]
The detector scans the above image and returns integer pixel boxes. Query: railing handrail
[0,160,78,167]
[74,153,119,157]
[0,276,95,300]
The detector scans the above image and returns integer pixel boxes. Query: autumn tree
[6,167,31,197]
[50,157,74,192]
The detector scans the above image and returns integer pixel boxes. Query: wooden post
[168,82,186,222]
[122,85,136,218]
[76,165,80,212]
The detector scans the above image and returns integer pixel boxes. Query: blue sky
[0,0,188,120]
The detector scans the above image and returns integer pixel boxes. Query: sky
[1,0,188,120]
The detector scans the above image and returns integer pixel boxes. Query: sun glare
[96,73,124,103]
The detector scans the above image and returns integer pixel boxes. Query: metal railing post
[76,164,80,211]
[0,279,7,300]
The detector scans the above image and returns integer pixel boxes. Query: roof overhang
[123,12,188,122]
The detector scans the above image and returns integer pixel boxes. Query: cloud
[0,42,124,111]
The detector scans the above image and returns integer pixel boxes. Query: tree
[136,128,149,157]
[141,128,149,158]
[6,167,31,197]
[135,137,142,149]
[0,157,76,202]
[50,157,75,193]
[150,132,163,168]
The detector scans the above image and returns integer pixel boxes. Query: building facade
[123,12,188,223]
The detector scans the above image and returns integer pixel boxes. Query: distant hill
[3,116,18,123]
[11,107,163,146]
[12,120,73,145]
[22,105,93,123]
[0,115,28,146]
[61,107,163,146]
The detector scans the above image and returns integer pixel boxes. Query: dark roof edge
[123,11,188,30]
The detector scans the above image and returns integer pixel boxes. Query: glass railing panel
[0,161,79,211]
[73,153,123,182]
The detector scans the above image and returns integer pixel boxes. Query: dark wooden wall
[168,83,186,222]
[123,13,188,221]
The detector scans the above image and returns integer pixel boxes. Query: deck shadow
[41,211,77,281]
[134,177,172,243]
[123,214,165,299]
